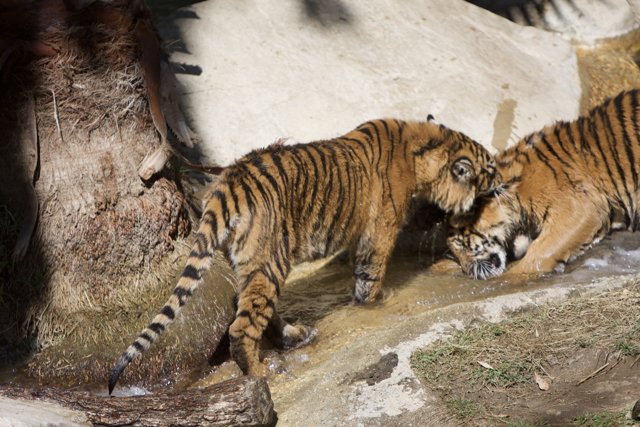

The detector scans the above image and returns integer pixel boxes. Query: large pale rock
[474,0,637,41]
[542,0,636,41]
[629,0,640,23]
[0,397,89,427]
[161,0,581,165]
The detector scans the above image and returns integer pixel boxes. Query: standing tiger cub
[108,118,500,394]
[448,90,640,280]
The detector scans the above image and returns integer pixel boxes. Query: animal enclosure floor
[187,232,640,426]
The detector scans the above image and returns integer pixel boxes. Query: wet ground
[182,229,640,426]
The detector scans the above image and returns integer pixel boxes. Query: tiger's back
[222,137,374,267]
[501,89,640,216]
[448,89,640,279]
[109,118,500,393]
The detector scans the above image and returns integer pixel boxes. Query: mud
[518,350,639,424]
[347,352,399,386]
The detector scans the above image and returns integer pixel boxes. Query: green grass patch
[448,398,480,420]
[475,360,530,388]
[615,339,640,357]
[568,410,634,426]
[410,318,545,390]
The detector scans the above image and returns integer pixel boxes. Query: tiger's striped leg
[265,311,313,350]
[353,226,398,303]
[505,205,604,277]
[229,271,280,376]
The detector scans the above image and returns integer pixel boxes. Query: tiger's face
[446,190,518,279]
[412,121,502,215]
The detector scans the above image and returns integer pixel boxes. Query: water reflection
[260,229,640,383]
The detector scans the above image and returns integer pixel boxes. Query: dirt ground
[411,284,640,426]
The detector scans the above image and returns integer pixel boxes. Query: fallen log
[0,377,276,427]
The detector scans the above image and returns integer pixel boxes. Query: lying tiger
[448,90,640,280]
[108,117,500,394]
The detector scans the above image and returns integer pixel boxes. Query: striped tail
[108,200,228,395]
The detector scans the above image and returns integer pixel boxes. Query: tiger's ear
[451,157,475,182]
[426,114,438,124]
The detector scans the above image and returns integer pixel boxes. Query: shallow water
[186,229,640,395]
[234,230,639,427]
[8,227,637,398]
[278,229,640,331]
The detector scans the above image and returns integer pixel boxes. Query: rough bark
[0,377,277,427]
[0,0,227,385]
[24,255,237,389]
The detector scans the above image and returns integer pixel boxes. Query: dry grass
[568,411,634,427]
[411,284,640,424]
[23,239,239,387]
[413,284,640,386]
[576,29,640,112]
[35,7,149,138]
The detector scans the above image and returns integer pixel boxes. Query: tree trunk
[0,377,277,427]
[0,0,231,387]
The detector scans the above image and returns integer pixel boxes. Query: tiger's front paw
[498,268,542,286]
[353,278,382,304]
[428,258,463,274]
[281,324,317,350]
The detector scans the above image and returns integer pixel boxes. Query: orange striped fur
[108,118,500,393]
[448,90,640,279]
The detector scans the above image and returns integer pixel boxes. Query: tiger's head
[409,117,502,215]
[446,184,525,279]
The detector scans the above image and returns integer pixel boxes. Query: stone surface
[269,268,639,426]
[508,0,636,41]
[630,0,640,23]
[0,397,90,427]
[160,0,581,165]
[246,230,640,426]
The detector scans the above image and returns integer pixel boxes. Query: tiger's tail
[108,191,233,395]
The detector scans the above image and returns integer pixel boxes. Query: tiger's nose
[488,253,502,269]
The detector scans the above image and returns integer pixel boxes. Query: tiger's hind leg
[265,311,314,350]
[229,271,280,376]
[505,202,604,277]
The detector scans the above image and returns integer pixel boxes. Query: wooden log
[0,377,276,427]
